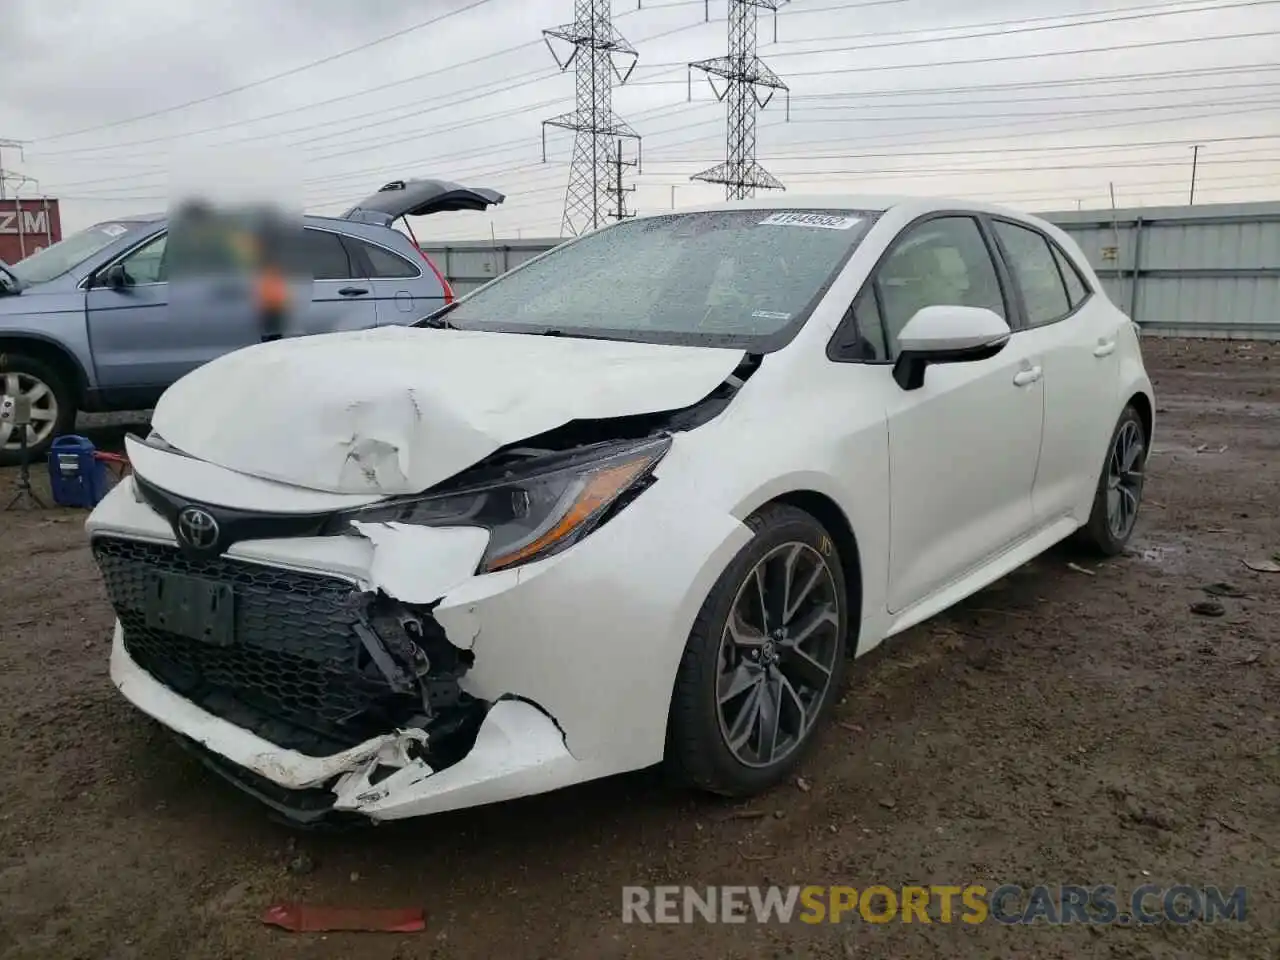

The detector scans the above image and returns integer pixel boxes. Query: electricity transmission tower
[543,0,641,237]
[0,139,30,201]
[688,0,789,199]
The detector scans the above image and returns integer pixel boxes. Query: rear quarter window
[354,238,421,279]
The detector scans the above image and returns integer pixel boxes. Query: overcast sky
[1,0,1277,238]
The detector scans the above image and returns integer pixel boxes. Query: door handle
[338,286,369,297]
[1013,366,1042,387]
[1093,339,1117,357]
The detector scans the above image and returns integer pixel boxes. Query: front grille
[93,537,419,756]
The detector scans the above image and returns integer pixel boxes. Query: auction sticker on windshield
[759,212,863,230]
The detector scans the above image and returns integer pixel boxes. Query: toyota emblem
[176,506,220,551]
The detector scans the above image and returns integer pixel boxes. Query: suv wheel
[0,351,76,466]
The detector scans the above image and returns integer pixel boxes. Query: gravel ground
[0,336,1276,960]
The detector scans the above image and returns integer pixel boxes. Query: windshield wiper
[414,300,461,329]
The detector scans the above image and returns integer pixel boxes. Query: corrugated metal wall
[421,200,1280,339]
[1048,201,1280,340]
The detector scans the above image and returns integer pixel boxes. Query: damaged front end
[91,351,764,823]
[94,536,496,824]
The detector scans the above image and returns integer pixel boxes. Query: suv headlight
[327,436,670,572]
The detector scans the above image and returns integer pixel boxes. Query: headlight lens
[328,436,671,572]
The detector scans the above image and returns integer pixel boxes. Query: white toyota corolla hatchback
[87,197,1153,825]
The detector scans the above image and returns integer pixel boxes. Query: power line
[39,60,1280,194]
[641,152,1280,180]
[788,78,1280,108]
[54,102,1280,205]
[44,76,1280,193]
[771,93,1280,124]
[636,0,1280,69]
[630,29,1280,85]
[34,0,505,142]
[29,7,725,162]
[31,66,563,161]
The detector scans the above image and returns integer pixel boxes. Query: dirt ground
[0,337,1276,960]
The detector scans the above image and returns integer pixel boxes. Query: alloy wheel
[715,541,842,769]
[0,371,60,451]
[1106,418,1145,540]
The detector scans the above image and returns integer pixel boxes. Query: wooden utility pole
[1189,144,1202,206]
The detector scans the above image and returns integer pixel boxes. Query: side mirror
[892,305,1010,391]
[101,263,130,290]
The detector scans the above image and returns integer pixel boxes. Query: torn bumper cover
[86,419,752,822]
[109,623,577,823]
[90,508,580,823]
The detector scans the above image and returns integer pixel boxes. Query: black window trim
[987,215,1094,329]
[1048,236,1095,304]
[79,227,169,290]
[301,226,362,282]
[826,209,1018,364]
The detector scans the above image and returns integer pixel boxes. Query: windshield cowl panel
[440,209,880,352]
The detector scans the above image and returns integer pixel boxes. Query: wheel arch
[0,334,90,402]
[757,490,864,656]
[1126,389,1154,452]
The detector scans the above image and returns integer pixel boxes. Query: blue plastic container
[47,435,109,508]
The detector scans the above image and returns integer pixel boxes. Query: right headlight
[326,435,671,573]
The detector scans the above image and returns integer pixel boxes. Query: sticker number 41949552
[759,211,863,230]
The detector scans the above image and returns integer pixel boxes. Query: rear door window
[300,229,357,280]
[1050,242,1091,308]
[350,238,420,279]
[993,220,1073,327]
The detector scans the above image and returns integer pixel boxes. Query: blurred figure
[167,199,306,343]
[254,219,292,342]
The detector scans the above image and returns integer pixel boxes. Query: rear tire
[0,351,76,466]
[1077,405,1147,556]
[666,503,849,797]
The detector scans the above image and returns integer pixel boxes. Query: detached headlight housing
[327,436,671,573]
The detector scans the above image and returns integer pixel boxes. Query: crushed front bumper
[110,623,580,822]
[86,464,753,821]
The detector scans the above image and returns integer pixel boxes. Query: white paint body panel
[87,195,1154,821]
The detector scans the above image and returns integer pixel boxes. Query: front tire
[0,351,76,466]
[666,503,849,797]
[1078,405,1147,555]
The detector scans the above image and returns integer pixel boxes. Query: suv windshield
[8,221,140,285]
[434,208,878,349]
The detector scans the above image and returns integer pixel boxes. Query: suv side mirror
[892,305,1010,391]
[101,263,130,291]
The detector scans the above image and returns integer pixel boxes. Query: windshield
[8,221,141,285]
[435,208,878,348]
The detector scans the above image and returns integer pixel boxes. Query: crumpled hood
[150,326,745,495]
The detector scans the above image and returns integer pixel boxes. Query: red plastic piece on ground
[261,903,426,933]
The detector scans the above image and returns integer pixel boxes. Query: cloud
[1,0,1277,237]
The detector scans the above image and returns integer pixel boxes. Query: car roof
[662,194,1049,226]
